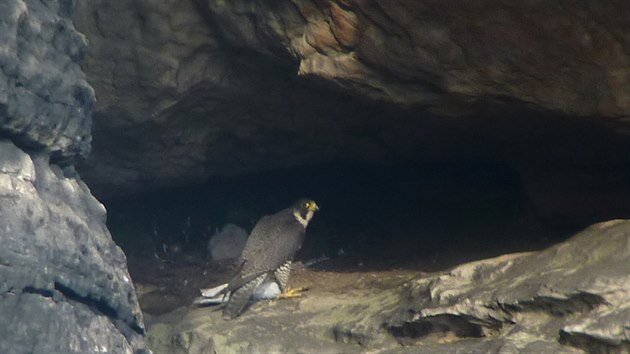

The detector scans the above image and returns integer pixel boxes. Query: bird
[212,198,319,319]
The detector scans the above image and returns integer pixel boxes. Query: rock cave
[1,1,630,353]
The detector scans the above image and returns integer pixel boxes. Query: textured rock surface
[388,219,630,354]
[74,0,630,231]
[201,0,630,120]
[0,0,94,163]
[0,1,147,352]
[0,140,148,353]
[145,220,630,354]
[145,268,412,354]
[72,0,223,196]
[72,0,424,198]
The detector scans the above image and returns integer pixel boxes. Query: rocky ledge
[146,220,630,354]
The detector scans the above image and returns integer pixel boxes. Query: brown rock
[74,0,630,229]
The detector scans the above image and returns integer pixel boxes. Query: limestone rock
[0,0,94,163]
[146,220,630,354]
[201,0,630,120]
[0,140,148,353]
[387,219,630,354]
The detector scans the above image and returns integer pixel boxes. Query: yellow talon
[276,286,308,299]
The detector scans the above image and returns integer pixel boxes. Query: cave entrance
[104,160,589,315]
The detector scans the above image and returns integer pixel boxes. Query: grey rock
[0,140,148,353]
[147,220,630,354]
[387,219,630,354]
[72,0,232,197]
[0,2,146,351]
[0,0,94,163]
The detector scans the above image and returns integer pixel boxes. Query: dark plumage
[221,199,319,319]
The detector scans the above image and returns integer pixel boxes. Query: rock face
[0,141,147,353]
[388,219,630,353]
[146,220,630,354]
[72,0,421,198]
[201,0,630,120]
[73,0,630,227]
[0,0,94,163]
[0,1,147,352]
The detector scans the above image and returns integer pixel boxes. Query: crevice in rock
[53,281,145,336]
[509,292,607,317]
[385,291,608,345]
[388,313,499,341]
[22,286,55,299]
[559,330,630,354]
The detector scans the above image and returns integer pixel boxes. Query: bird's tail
[223,273,266,319]
[193,283,230,306]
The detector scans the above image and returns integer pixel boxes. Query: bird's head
[293,199,319,227]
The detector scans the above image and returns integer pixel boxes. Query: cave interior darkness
[103,156,628,310]
[108,160,558,268]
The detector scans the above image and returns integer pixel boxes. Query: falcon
[211,199,319,319]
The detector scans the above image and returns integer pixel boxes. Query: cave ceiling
[72,0,630,201]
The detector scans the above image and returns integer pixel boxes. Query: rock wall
[74,0,630,228]
[0,1,147,352]
[72,0,415,198]
[0,141,146,353]
[0,0,94,163]
[201,0,630,120]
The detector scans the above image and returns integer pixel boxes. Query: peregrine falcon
[217,199,319,319]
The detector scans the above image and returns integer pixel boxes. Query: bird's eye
[303,202,309,208]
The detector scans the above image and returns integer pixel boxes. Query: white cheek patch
[304,210,315,223]
[293,209,315,227]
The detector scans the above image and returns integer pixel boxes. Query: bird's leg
[276,286,309,299]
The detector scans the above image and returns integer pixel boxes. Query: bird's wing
[223,273,267,319]
[245,212,304,275]
[240,214,277,262]
[227,210,304,290]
